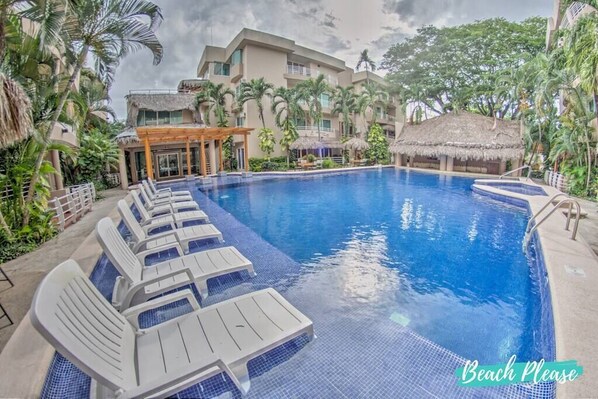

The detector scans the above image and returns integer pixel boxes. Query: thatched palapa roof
[126,93,198,126]
[344,137,369,151]
[390,111,523,161]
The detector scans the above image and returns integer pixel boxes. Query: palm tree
[296,74,329,143]
[331,85,357,137]
[238,77,273,129]
[71,69,116,130]
[565,13,598,120]
[24,0,164,223]
[356,49,376,85]
[270,86,303,128]
[358,82,389,131]
[195,81,234,126]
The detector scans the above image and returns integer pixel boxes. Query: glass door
[156,153,181,179]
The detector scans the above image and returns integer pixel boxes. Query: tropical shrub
[322,158,339,169]
[366,124,390,164]
[248,156,288,172]
[258,128,276,160]
[306,154,316,163]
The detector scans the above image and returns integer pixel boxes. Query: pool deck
[0,168,597,398]
[472,179,598,398]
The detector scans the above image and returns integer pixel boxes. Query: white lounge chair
[141,181,193,204]
[138,187,200,214]
[131,190,209,229]
[30,260,313,397]
[96,218,255,307]
[117,202,222,254]
[148,177,191,197]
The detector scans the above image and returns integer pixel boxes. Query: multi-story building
[196,28,401,161]
[116,29,401,187]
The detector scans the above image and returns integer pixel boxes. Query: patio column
[200,135,207,177]
[446,156,454,172]
[208,140,217,175]
[185,139,192,176]
[131,151,138,183]
[144,137,153,179]
[244,133,249,172]
[50,149,64,190]
[118,147,128,189]
[439,155,447,171]
[511,158,521,176]
[218,139,224,172]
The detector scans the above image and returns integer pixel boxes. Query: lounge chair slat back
[138,184,155,208]
[117,200,146,244]
[96,218,142,283]
[131,190,152,223]
[30,260,137,392]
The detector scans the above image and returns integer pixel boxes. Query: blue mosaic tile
[40,177,556,399]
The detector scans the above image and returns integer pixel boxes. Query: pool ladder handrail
[500,165,532,180]
[523,195,581,251]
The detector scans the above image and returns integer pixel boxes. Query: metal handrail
[524,193,570,234]
[523,198,581,250]
[500,165,532,180]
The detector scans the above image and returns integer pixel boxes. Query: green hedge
[249,157,289,172]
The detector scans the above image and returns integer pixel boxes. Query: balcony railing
[286,65,311,77]
[49,183,97,232]
[128,89,190,95]
[296,125,339,138]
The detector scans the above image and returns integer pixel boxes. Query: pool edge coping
[473,181,598,399]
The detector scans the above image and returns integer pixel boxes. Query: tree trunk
[23,46,89,225]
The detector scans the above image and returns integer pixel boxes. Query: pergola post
[200,135,207,177]
[243,133,249,172]
[218,139,224,172]
[144,137,153,179]
[185,139,192,176]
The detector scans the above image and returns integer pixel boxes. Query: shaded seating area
[390,111,525,175]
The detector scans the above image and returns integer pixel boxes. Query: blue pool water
[42,168,555,399]
[204,169,547,364]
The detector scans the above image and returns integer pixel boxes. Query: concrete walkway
[0,188,128,352]
[576,197,598,256]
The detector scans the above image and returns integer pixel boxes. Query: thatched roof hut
[126,93,198,126]
[344,137,369,151]
[390,112,523,161]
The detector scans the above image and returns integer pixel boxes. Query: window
[144,110,157,125]
[231,49,243,66]
[158,111,170,125]
[213,62,230,76]
[320,119,331,131]
[294,118,306,128]
[171,110,183,124]
[236,117,245,127]
[235,84,242,98]
[320,93,330,108]
[136,110,184,126]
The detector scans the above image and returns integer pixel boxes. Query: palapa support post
[144,137,153,180]
[186,138,192,175]
[243,133,251,178]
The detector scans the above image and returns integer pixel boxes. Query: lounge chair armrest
[124,355,227,399]
[122,289,200,330]
[136,242,184,265]
[156,187,172,193]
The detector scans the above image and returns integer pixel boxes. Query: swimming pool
[203,169,552,365]
[41,169,555,399]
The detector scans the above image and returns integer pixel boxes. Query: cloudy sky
[110,0,552,118]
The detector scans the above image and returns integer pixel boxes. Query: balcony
[296,125,339,139]
[284,66,338,86]
[230,63,243,83]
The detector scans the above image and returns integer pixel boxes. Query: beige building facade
[117,29,401,186]
[196,28,401,162]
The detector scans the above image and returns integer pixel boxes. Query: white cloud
[109,0,551,119]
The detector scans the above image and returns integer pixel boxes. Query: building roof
[125,93,197,126]
[390,111,524,161]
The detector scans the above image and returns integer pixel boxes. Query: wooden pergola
[136,126,254,179]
